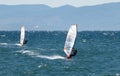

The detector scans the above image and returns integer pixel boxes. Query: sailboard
[20,26,25,46]
[64,24,77,56]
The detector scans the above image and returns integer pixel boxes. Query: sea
[0,31,120,76]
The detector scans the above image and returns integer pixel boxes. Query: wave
[82,39,87,43]
[103,32,115,36]
[0,43,23,47]
[0,35,6,37]
[116,74,120,76]
[0,43,8,45]
[17,50,65,60]
[15,43,22,46]
[38,64,47,68]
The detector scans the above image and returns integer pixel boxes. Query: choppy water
[0,31,120,76]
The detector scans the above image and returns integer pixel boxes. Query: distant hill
[0,2,120,31]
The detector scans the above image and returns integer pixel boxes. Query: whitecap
[15,43,22,46]
[38,64,47,68]
[16,50,35,55]
[0,35,6,37]
[0,43,8,45]
[103,32,108,35]
[82,39,87,43]
[116,74,120,76]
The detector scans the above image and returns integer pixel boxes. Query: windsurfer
[67,47,77,59]
[23,40,27,44]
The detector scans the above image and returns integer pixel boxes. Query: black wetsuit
[70,48,77,56]
[23,40,28,44]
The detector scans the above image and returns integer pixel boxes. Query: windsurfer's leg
[67,55,72,59]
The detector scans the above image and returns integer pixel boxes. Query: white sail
[64,24,77,56]
[20,26,25,46]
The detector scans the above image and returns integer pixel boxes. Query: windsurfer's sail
[64,24,77,56]
[20,26,25,46]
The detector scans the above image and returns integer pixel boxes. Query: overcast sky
[0,0,120,7]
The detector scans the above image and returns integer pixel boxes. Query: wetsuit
[23,40,28,44]
[70,48,77,56]
[66,47,77,59]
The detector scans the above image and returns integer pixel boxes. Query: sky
[0,0,120,7]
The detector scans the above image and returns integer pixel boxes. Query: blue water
[0,31,120,76]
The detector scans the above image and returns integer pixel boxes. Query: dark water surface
[0,31,120,76]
